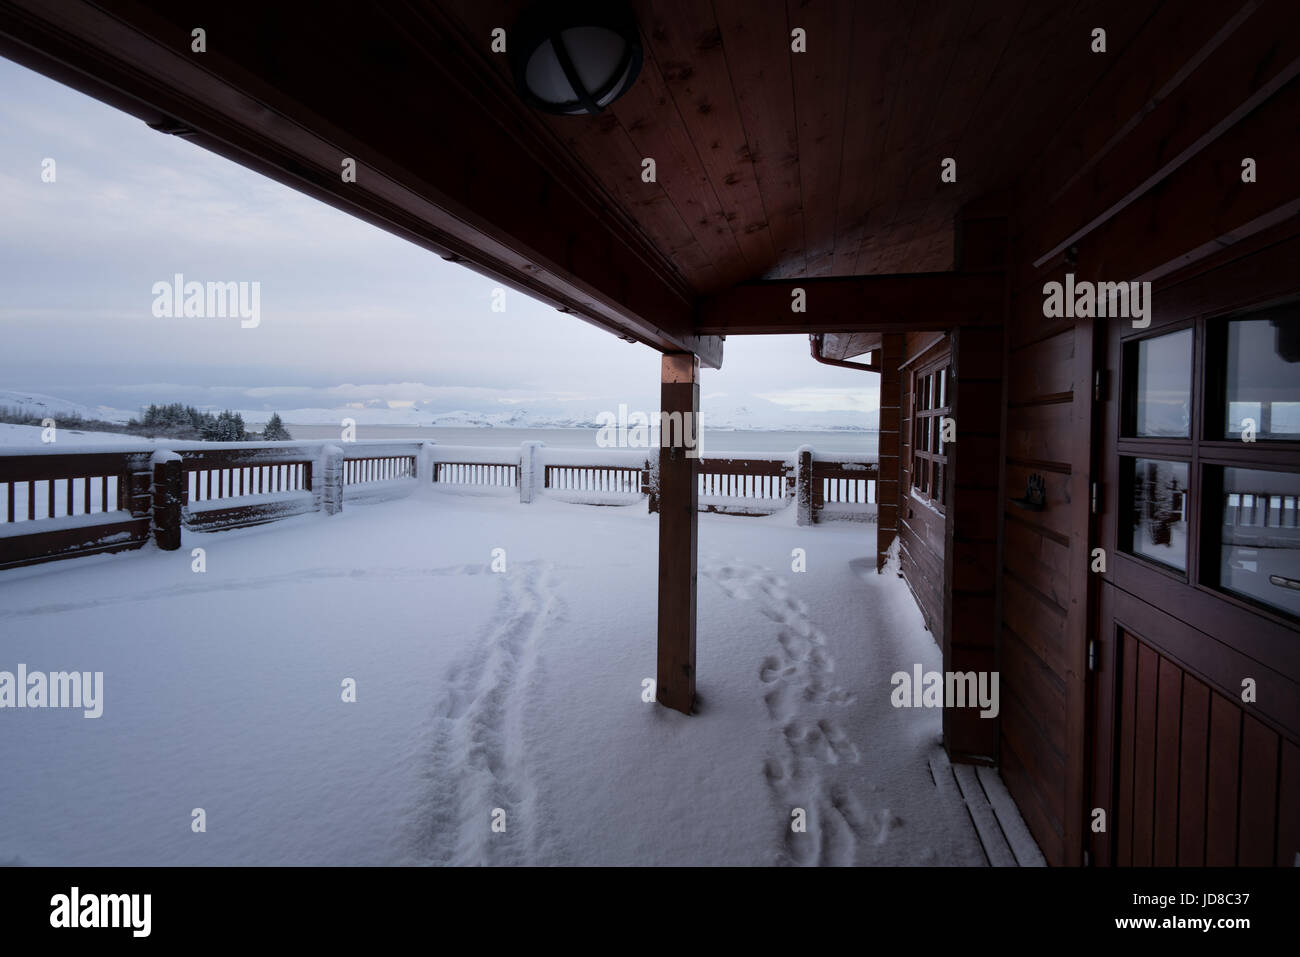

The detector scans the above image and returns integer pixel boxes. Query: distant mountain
[0,389,879,433]
[242,403,879,432]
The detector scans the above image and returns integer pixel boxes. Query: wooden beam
[0,0,723,368]
[656,354,699,714]
[695,272,1005,335]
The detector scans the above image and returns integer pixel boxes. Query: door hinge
[1088,640,1097,672]
[1083,849,1092,867]
[1090,481,1101,514]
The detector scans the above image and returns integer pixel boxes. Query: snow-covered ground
[0,491,1035,866]
[0,422,144,446]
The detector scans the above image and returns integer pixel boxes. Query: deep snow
[0,491,1034,866]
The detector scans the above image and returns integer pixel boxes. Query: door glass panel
[1216,466,1300,617]
[1132,328,1192,437]
[1223,314,1300,439]
[1125,458,1190,571]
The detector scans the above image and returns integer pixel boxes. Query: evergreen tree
[262,412,291,441]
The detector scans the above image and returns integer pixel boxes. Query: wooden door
[1089,233,1300,867]
[899,347,951,634]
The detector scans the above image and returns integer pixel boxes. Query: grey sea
[285,424,879,457]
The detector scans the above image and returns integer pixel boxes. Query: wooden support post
[656,354,698,714]
[320,445,344,515]
[876,333,904,570]
[519,441,542,504]
[795,448,814,526]
[151,452,182,550]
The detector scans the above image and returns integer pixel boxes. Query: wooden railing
[345,455,416,484]
[178,444,320,532]
[0,449,153,569]
[2,439,878,570]
[435,462,519,486]
[545,464,641,493]
[813,460,878,508]
[428,445,877,520]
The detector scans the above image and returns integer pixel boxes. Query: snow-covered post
[150,449,183,550]
[417,441,437,489]
[320,444,344,515]
[796,446,814,527]
[644,450,660,514]
[519,441,543,504]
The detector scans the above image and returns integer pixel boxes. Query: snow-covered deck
[0,490,1041,866]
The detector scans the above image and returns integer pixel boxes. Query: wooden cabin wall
[947,323,1003,763]
[999,0,1300,866]
[999,238,1090,868]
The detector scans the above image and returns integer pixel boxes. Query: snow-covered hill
[0,390,134,424]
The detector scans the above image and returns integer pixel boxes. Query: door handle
[1269,575,1300,591]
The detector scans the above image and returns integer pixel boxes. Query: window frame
[1110,300,1300,630]
[910,354,951,513]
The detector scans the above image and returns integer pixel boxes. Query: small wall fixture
[1011,473,1047,511]
[509,2,643,115]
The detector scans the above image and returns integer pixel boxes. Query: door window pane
[1125,458,1189,571]
[1132,328,1192,436]
[1216,466,1300,617]
[1223,312,1300,439]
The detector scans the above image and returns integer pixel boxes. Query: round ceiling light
[509,2,643,116]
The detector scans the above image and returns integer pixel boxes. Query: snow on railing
[0,448,154,568]
[0,439,878,571]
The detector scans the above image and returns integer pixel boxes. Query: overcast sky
[0,56,879,424]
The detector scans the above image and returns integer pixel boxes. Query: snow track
[421,560,558,865]
[703,557,869,866]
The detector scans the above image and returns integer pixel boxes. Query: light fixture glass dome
[510,3,643,115]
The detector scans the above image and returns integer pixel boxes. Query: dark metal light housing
[509,1,643,116]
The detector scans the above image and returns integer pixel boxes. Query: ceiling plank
[607,41,748,291]
[843,0,971,274]
[712,0,806,279]
[641,0,779,278]
[861,0,1026,274]
[828,0,915,275]
[789,0,857,277]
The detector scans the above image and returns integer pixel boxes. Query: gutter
[809,334,881,372]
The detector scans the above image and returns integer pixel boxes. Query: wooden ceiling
[440,0,1162,293]
[0,0,1174,365]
